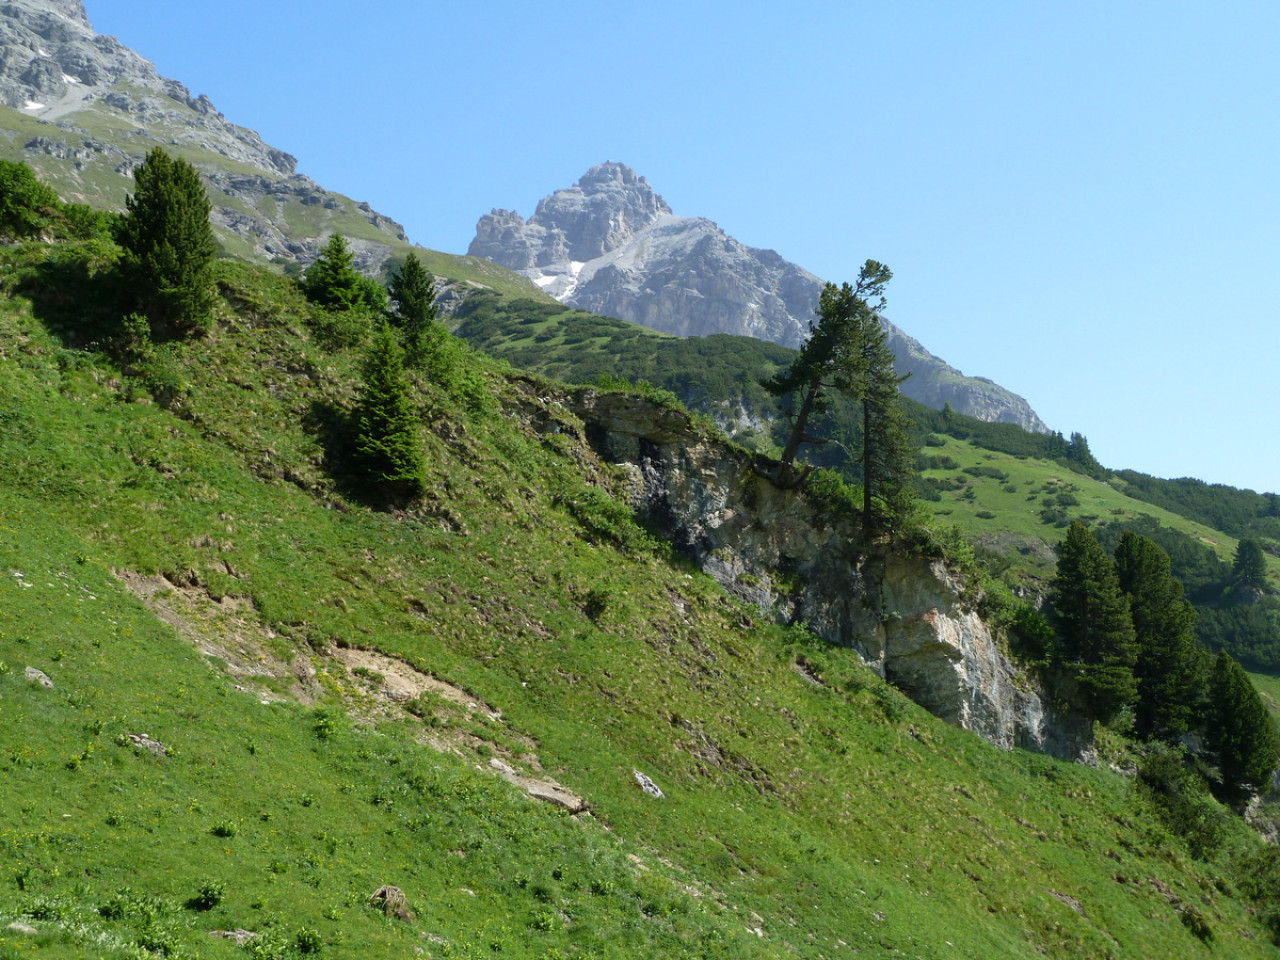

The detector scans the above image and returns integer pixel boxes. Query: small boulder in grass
[369,885,413,922]
[128,733,168,757]
[209,929,257,946]
[633,769,664,798]
[24,667,53,688]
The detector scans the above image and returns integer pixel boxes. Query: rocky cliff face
[561,388,1089,758]
[0,0,406,269]
[473,162,1049,433]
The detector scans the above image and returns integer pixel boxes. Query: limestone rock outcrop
[565,388,1089,758]
[472,163,1049,433]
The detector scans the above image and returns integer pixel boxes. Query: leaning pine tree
[354,322,426,502]
[115,147,217,333]
[763,259,914,531]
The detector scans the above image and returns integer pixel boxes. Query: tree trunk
[774,381,821,487]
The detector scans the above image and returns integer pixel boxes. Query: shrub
[1137,745,1229,859]
[187,878,225,911]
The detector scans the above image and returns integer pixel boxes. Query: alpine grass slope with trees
[2,147,1280,960]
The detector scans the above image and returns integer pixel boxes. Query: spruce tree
[353,322,426,502]
[387,250,440,361]
[1233,539,1268,591]
[116,147,217,333]
[1208,650,1280,797]
[857,313,916,530]
[1051,522,1138,723]
[302,234,386,313]
[1113,531,1206,741]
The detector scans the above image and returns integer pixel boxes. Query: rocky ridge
[557,387,1089,758]
[472,163,1048,432]
[0,0,406,269]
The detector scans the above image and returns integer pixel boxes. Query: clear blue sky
[89,1,1280,495]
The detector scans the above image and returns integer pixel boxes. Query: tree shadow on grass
[303,397,413,512]
[8,242,126,349]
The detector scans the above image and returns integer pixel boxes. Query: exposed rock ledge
[566,389,1090,760]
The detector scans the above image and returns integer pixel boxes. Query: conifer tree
[0,159,60,240]
[387,250,440,361]
[1208,650,1280,797]
[1233,539,1269,591]
[353,322,425,502]
[1113,531,1207,741]
[1065,432,1101,474]
[1051,522,1138,723]
[858,333,916,530]
[301,234,387,313]
[116,147,217,332]
[763,260,914,529]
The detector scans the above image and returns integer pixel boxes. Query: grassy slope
[451,295,1280,590]
[1,104,556,304]
[914,435,1280,584]
[1,249,1278,959]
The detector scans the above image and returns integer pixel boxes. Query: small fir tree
[301,234,387,313]
[115,147,217,332]
[354,322,425,502]
[387,250,441,361]
[1208,650,1280,797]
[1051,522,1138,723]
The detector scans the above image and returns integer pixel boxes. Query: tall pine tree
[763,260,914,530]
[1051,522,1138,723]
[116,147,217,333]
[1113,531,1207,741]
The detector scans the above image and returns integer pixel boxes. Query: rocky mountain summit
[471,163,1048,432]
[0,0,406,268]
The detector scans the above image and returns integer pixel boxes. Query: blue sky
[89,1,1280,494]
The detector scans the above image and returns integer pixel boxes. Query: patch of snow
[22,101,44,112]
[62,74,81,85]
[532,273,557,289]
[37,47,48,57]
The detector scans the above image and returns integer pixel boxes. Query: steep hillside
[468,162,1048,433]
[451,292,1280,678]
[4,243,1280,958]
[0,0,555,308]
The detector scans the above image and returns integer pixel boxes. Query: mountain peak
[574,161,653,192]
[469,167,1050,432]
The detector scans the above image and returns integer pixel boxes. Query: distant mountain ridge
[470,162,1049,433]
[0,0,408,269]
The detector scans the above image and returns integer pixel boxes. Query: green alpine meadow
[2,6,1280,956]
[1,150,1279,959]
